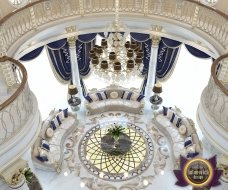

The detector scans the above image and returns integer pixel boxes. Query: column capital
[67,36,77,48]
[150,35,161,47]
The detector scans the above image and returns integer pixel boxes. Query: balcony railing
[212,53,228,95]
[0,0,227,132]
[0,0,227,57]
[0,56,33,144]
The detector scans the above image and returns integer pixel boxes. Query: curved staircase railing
[200,53,228,133]
[211,53,228,96]
[0,56,33,145]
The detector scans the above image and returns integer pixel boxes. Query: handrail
[0,0,227,25]
[0,56,27,111]
[211,53,228,96]
[186,0,228,20]
[0,0,49,25]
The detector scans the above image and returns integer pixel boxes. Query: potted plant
[101,123,132,156]
[9,168,33,189]
[107,124,125,141]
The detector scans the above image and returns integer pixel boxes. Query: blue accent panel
[185,44,210,59]
[36,156,48,162]
[78,33,97,42]
[121,91,125,99]
[140,75,147,95]
[137,94,145,102]
[80,79,87,97]
[163,106,168,116]
[96,92,103,101]
[170,113,175,123]
[20,46,44,61]
[187,152,199,158]
[104,91,108,99]
[130,32,150,42]
[47,39,67,49]
[126,92,133,100]
[63,108,68,117]
[47,39,71,82]
[156,37,181,80]
[184,136,193,147]
[56,115,62,125]
[176,118,182,128]
[98,32,106,38]
[41,143,50,151]
[85,95,93,103]
[50,121,56,130]
[162,38,181,47]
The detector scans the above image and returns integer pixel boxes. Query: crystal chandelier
[89,0,144,83]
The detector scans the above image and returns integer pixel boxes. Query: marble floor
[33,106,227,190]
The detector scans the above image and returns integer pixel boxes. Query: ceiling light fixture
[90,0,144,84]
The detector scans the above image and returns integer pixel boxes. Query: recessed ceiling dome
[8,0,28,8]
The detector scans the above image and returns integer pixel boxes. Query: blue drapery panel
[19,46,44,61]
[185,44,210,59]
[130,32,152,75]
[46,38,71,82]
[76,33,97,76]
[156,38,182,80]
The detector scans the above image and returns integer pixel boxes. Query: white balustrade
[0,58,33,145]
[201,77,228,131]
[0,0,227,55]
[217,58,228,88]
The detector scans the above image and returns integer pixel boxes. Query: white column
[144,35,161,98]
[67,36,83,98]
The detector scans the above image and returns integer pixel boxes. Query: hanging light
[89,0,144,84]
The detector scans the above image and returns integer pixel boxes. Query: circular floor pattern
[78,122,154,181]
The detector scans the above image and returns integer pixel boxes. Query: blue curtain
[76,33,97,76]
[46,39,71,82]
[185,44,210,59]
[130,33,152,95]
[156,37,182,80]
[19,46,44,61]
[130,32,152,75]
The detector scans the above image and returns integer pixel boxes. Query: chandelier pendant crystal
[90,0,144,84]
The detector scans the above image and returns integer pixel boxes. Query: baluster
[191,5,199,28]
[29,4,37,29]
[79,0,84,15]
[144,0,148,16]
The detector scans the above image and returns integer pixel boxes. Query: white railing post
[143,0,149,16]
[192,5,200,28]
[144,34,161,98]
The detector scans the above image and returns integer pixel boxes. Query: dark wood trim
[0,56,27,111]
[0,0,49,25]
[211,53,228,96]
[186,0,228,20]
